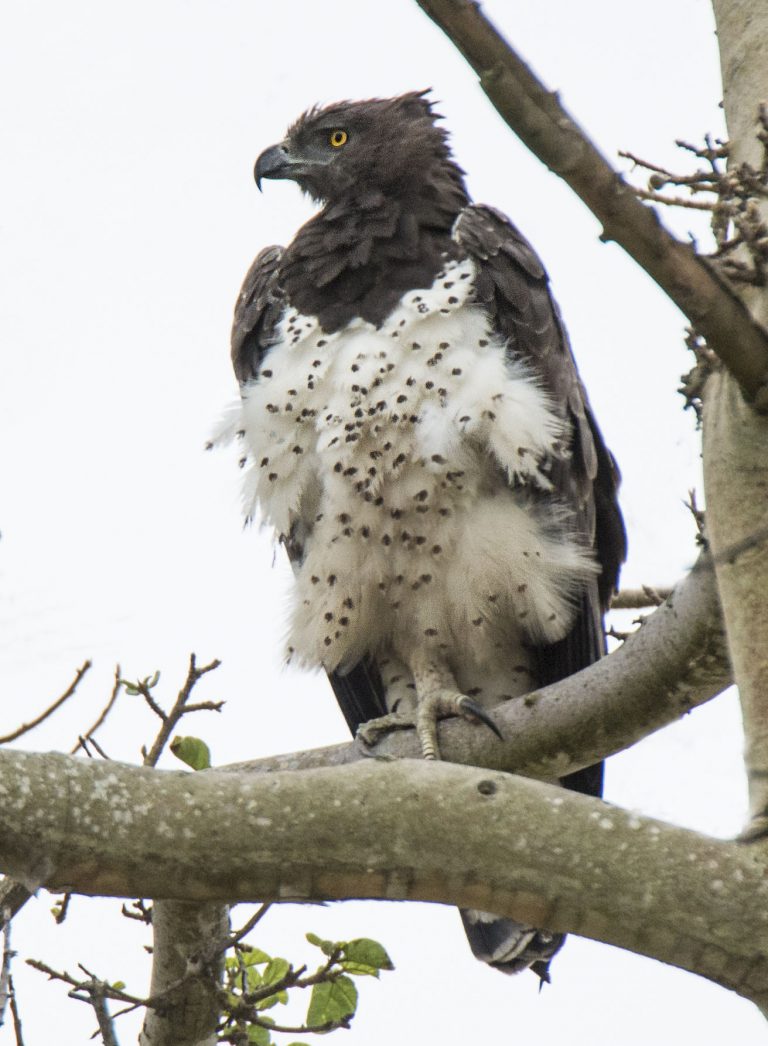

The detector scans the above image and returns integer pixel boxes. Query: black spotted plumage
[229,91,626,979]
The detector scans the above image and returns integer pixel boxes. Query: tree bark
[139,901,229,1046]
[706,0,768,837]
[1,749,767,1006]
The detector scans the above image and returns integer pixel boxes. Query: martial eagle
[218,91,626,979]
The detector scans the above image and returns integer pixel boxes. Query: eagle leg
[357,654,502,760]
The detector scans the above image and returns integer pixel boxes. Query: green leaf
[247,1024,272,1046]
[254,989,288,1011]
[242,958,290,1005]
[170,735,211,770]
[246,965,263,991]
[240,947,271,966]
[306,976,357,1026]
[306,932,339,957]
[121,671,161,694]
[262,958,290,986]
[111,980,126,990]
[341,938,394,976]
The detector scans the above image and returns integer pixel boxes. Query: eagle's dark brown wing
[455,204,626,796]
[231,245,286,384]
[231,245,389,730]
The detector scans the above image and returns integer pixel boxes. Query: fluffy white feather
[216,259,598,693]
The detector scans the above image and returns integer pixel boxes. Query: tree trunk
[706,0,768,836]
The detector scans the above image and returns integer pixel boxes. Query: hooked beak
[254,142,301,191]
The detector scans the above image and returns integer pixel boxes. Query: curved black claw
[457,697,503,740]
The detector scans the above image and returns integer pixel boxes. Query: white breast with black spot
[221,257,598,676]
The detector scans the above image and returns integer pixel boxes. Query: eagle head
[254,91,465,205]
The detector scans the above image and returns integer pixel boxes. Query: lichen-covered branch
[704,371,768,838]
[414,0,768,406]
[702,0,768,839]
[1,750,767,1008]
[139,901,229,1046]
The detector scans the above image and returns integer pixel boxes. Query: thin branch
[85,985,120,1046]
[223,904,272,952]
[628,187,716,211]
[0,661,91,744]
[71,666,123,756]
[25,959,147,1010]
[52,892,71,925]
[611,586,673,609]
[414,0,768,407]
[246,1015,350,1035]
[77,735,111,761]
[0,918,12,1028]
[142,655,222,768]
[8,976,24,1046]
[120,899,152,924]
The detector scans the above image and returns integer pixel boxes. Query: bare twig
[8,976,24,1046]
[0,661,92,744]
[680,329,719,425]
[142,655,222,768]
[243,1015,351,1036]
[224,904,272,952]
[414,0,768,407]
[685,489,707,544]
[0,918,12,1028]
[622,123,768,287]
[26,959,147,1010]
[76,735,111,761]
[84,983,120,1046]
[52,892,71,925]
[120,899,152,924]
[71,666,123,756]
[627,187,716,211]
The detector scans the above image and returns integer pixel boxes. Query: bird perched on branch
[217,91,625,980]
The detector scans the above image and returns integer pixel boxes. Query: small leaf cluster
[121,671,161,697]
[218,932,394,1045]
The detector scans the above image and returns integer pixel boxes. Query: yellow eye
[329,129,348,148]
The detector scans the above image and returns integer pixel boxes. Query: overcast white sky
[1,0,763,1043]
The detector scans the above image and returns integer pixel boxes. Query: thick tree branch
[226,555,731,777]
[704,372,768,836]
[0,750,767,1008]
[139,901,229,1046]
[414,0,768,406]
[701,1,768,839]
